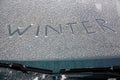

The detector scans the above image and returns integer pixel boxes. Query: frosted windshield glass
[0,0,120,60]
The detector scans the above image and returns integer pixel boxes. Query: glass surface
[0,1,120,80]
[0,0,120,60]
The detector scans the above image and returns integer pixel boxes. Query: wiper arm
[0,62,53,74]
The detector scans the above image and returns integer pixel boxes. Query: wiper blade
[60,66,120,74]
[60,67,120,80]
[0,62,53,74]
[65,77,119,80]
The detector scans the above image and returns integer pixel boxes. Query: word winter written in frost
[8,19,116,38]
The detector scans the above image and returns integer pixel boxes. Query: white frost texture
[0,0,120,60]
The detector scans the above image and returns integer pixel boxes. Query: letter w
[8,25,31,36]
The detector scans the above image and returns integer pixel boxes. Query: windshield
[0,0,120,60]
[1,0,120,79]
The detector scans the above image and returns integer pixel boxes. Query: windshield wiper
[0,62,120,80]
[60,66,120,73]
[60,66,120,80]
[0,62,52,74]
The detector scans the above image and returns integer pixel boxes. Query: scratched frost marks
[8,19,116,37]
